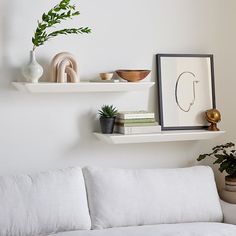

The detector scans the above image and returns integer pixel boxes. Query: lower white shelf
[94,130,226,144]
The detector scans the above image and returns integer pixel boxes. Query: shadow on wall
[38,57,51,82]
[149,54,158,121]
[0,1,17,89]
[0,1,24,89]
[62,110,99,156]
[0,0,51,88]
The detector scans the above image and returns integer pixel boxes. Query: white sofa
[0,166,235,236]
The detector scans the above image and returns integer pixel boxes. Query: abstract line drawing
[157,54,216,130]
[175,71,200,112]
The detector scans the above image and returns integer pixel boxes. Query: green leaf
[213,154,227,164]
[219,161,231,173]
[197,142,236,175]
[32,0,91,50]
[223,150,227,155]
[226,165,236,176]
[98,105,118,118]
[197,154,208,161]
[72,11,80,16]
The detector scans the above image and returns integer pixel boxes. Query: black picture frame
[156,54,216,131]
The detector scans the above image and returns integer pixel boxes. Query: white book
[117,111,155,119]
[115,125,161,135]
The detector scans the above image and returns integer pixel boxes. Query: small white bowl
[100,72,114,80]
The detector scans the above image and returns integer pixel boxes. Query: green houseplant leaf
[32,0,91,51]
[98,105,118,118]
[197,142,236,177]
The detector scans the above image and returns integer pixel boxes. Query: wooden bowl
[116,70,151,82]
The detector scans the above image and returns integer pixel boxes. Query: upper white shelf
[12,82,155,93]
[94,130,226,144]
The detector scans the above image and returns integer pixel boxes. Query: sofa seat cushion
[54,223,236,236]
[83,166,223,229]
[0,167,91,236]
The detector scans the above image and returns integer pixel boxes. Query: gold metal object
[205,109,221,131]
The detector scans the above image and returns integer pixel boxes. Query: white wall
[0,0,235,186]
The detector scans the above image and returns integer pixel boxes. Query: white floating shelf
[12,82,155,93]
[94,130,226,144]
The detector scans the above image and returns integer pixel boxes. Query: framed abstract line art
[156,54,216,130]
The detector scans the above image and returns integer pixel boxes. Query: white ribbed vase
[22,50,43,83]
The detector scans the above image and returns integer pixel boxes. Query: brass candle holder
[205,109,221,131]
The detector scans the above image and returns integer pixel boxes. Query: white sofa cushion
[0,167,91,236]
[83,166,223,229]
[53,223,236,236]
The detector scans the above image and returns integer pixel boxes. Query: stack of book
[115,111,161,135]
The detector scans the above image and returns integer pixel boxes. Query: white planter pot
[22,50,43,83]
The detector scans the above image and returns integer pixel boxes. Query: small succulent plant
[98,105,118,118]
[197,142,236,177]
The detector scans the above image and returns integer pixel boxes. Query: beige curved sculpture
[50,52,79,83]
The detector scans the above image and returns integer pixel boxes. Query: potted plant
[98,105,118,134]
[22,0,91,83]
[197,142,236,191]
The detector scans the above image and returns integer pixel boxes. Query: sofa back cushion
[0,167,91,236]
[83,166,223,229]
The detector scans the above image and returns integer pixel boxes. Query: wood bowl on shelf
[116,70,151,82]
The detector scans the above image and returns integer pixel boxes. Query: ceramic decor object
[98,105,118,134]
[22,51,43,83]
[100,117,116,134]
[100,73,113,81]
[50,52,79,83]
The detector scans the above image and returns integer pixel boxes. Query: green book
[116,118,156,124]
[115,122,159,127]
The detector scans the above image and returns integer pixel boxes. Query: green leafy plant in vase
[98,105,118,134]
[197,142,236,191]
[22,0,91,83]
